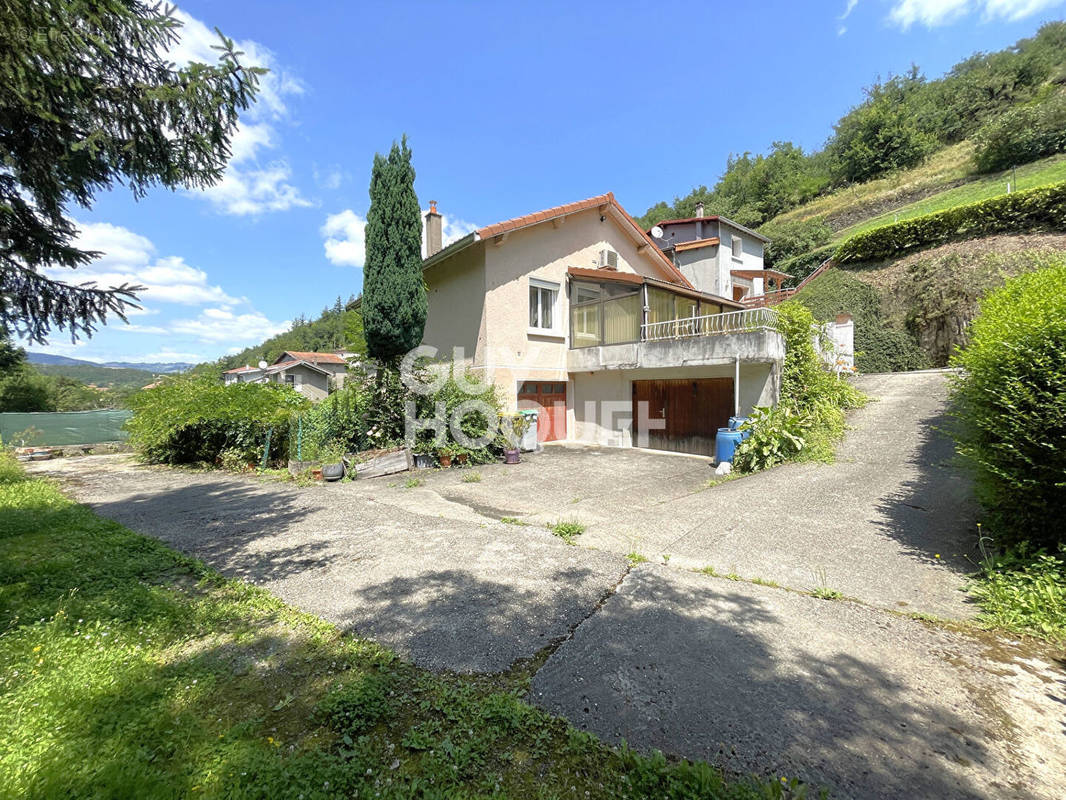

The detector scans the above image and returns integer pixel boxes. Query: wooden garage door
[632,378,733,457]
[517,381,567,442]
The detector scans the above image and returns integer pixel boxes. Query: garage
[517,381,567,442]
[631,378,733,457]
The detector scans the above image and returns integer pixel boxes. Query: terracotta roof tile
[278,351,347,365]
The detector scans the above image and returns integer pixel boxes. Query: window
[529,278,559,333]
[731,236,743,260]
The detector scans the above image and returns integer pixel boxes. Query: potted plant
[456,449,469,465]
[497,414,530,465]
[319,442,346,482]
[437,443,456,468]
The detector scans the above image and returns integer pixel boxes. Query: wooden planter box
[347,448,412,480]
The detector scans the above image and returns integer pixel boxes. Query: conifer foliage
[0,1,264,343]
[362,136,426,362]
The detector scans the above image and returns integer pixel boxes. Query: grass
[967,546,1066,641]
[833,155,1066,242]
[809,586,844,601]
[461,471,482,483]
[769,142,977,227]
[626,552,650,566]
[547,519,586,545]
[403,476,424,489]
[0,453,802,799]
[500,516,529,526]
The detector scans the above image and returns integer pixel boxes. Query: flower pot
[311,468,324,481]
[321,462,345,482]
[413,453,434,469]
[456,452,469,465]
[438,453,452,468]
[503,448,521,465]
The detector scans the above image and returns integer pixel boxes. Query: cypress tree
[362,136,426,363]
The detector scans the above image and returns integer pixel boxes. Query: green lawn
[0,454,805,799]
[833,155,1066,242]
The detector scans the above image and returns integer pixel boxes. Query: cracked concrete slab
[531,564,1066,800]
[32,456,628,673]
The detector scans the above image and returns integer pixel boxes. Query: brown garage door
[632,378,733,457]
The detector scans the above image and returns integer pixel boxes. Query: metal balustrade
[640,307,781,342]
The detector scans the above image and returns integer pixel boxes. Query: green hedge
[125,377,309,465]
[834,181,1066,264]
[949,261,1066,549]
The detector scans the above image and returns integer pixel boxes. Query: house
[419,194,785,457]
[222,351,351,401]
[647,202,791,303]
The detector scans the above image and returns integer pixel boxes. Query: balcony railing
[641,307,781,342]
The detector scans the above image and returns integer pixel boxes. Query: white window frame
[731,235,743,261]
[528,277,561,336]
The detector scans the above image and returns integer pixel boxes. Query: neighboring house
[222,351,351,402]
[222,365,264,385]
[419,193,785,457]
[647,203,791,303]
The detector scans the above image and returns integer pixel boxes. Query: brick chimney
[425,200,443,257]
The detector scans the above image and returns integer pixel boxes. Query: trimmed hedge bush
[949,261,1066,549]
[973,92,1066,173]
[834,181,1066,264]
[126,377,309,465]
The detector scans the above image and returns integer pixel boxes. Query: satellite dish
[257,360,268,369]
[650,225,664,239]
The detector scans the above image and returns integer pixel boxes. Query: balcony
[568,308,785,373]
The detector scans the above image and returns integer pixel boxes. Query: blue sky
[30,0,1066,365]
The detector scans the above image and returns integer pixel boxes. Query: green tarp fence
[0,410,132,446]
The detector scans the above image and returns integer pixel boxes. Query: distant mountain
[26,352,192,373]
[101,360,192,373]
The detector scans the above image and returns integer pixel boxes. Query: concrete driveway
[28,370,1064,799]
[420,370,979,619]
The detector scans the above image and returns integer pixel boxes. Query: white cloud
[166,9,309,215]
[198,161,312,216]
[170,307,291,344]
[55,222,240,306]
[431,212,480,257]
[321,210,367,267]
[313,165,348,190]
[841,0,859,18]
[887,0,1061,28]
[320,207,481,268]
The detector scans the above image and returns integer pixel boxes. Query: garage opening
[631,378,733,457]
[517,381,567,442]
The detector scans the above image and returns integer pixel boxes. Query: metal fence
[0,409,132,446]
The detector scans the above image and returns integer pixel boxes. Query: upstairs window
[529,278,559,333]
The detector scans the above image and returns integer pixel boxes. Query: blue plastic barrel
[728,416,750,431]
[716,428,744,463]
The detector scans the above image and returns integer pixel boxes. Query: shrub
[968,546,1066,640]
[834,181,1066,264]
[972,92,1066,173]
[125,376,308,465]
[758,218,832,268]
[734,303,864,473]
[732,405,807,472]
[949,263,1066,549]
[411,365,502,464]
